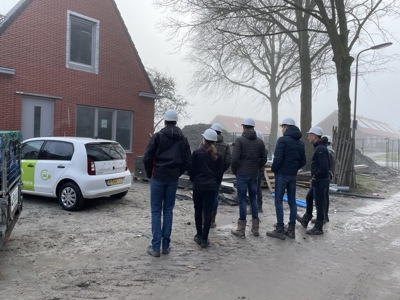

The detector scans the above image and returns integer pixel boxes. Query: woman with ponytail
[187,129,223,248]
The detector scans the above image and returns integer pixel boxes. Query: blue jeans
[236,174,258,220]
[150,179,178,251]
[274,173,297,227]
[212,182,222,213]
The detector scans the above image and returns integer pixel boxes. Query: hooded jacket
[231,129,268,177]
[271,125,306,176]
[143,125,191,181]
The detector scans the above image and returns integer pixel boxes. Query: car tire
[110,191,128,199]
[58,182,84,211]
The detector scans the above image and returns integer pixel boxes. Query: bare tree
[147,68,190,130]
[155,0,399,184]
[187,16,302,153]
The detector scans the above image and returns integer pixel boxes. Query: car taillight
[87,156,96,175]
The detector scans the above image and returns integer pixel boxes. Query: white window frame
[66,11,100,74]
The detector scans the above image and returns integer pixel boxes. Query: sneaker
[162,247,170,254]
[306,227,324,235]
[193,234,202,245]
[266,228,286,240]
[147,245,160,257]
[201,239,210,248]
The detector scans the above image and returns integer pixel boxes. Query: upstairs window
[66,11,99,73]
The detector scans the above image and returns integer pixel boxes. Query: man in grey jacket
[231,118,268,238]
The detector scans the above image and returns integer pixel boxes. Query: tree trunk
[298,28,313,170]
[269,89,279,157]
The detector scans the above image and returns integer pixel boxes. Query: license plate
[11,185,19,212]
[106,178,124,186]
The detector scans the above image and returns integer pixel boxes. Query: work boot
[251,218,260,237]
[296,213,312,228]
[201,238,210,248]
[231,219,246,238]
[285,224,295,239]
[146,245,160,257]
[266,226,286,240]
[210,212,217,228]
[194,234,202,245]
[306,220,324,235]
[311,218,326,224]
[258,205,263,213]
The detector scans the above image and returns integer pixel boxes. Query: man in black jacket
[231,118,268,238]
[267,118,306,240]
[297,126,330,235]
[143,110,191,257]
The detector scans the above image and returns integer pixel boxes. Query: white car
[21,137,132,211]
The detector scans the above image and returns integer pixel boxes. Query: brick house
[0,0,157,171]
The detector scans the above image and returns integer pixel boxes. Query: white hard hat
[211,123,223,132]
[256,130,263,139]
[163,109,178,121]
[307,126,323,136]
[323,135,332,143]
[202,128,217,142]
[280,117,296,126]
[242,117,255,127]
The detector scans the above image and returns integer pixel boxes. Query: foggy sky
[1,1,399,130]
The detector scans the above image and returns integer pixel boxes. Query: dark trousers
[193,189,215,241]
[306,178,330,224]
[305,178,330,219]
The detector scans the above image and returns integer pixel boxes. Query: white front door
[22,97,54,139]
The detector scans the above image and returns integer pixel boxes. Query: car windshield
[86,142,125,161]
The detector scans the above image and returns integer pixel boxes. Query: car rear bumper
[80,172,132,199]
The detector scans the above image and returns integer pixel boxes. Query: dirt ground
[1,171,400,300]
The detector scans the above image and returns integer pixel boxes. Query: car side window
[21,141,45,160]
[39,141,74,161]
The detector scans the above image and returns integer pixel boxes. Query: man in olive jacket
[231,117,268,238]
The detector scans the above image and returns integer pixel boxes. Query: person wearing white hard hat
[309,135,335,224]
[266,117,306,240]
[210,123,232,228]
[231,118,268,238]
[143,109,191,257]
[187,129,224,248]
[296,126,330,235]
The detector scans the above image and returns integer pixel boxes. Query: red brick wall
[0,0,155,171]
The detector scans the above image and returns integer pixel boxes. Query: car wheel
[110,191,128,199]
[58,182,84,211]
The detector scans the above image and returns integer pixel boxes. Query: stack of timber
[263,164,275,192]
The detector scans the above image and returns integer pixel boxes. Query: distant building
[211,115,271,136]
[317,110,400,151]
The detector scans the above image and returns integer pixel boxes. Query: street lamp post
[352,42,392,184]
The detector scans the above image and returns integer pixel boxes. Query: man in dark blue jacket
[143,110,191,257]
[267,117,306,240]
[297,126,330,235]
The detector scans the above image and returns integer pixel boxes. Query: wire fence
[356,137,400,171]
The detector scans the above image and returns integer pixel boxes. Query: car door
[21,140,45,192]
[33,141,74,194]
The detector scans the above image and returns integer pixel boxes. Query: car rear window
[86,143,126,161]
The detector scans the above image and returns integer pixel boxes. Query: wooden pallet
[263,164,275,192]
